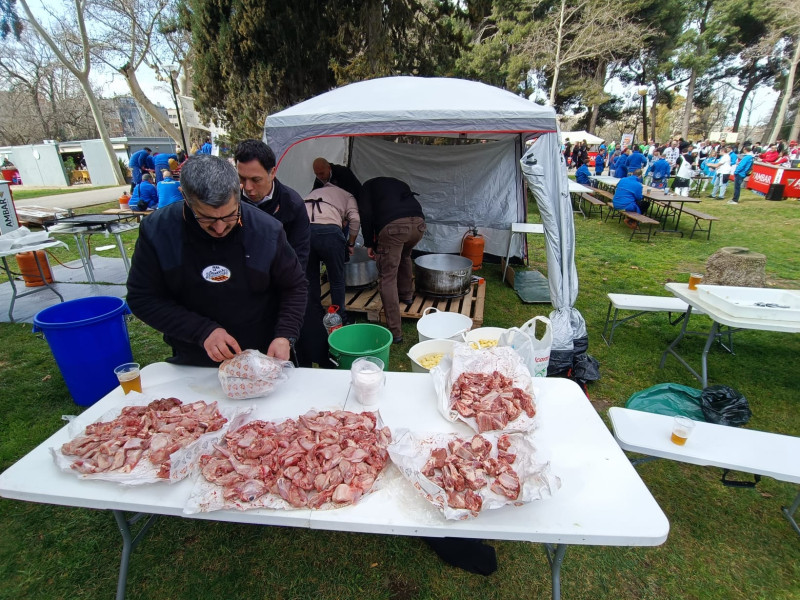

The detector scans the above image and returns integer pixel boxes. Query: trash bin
[765,183,785,200]
[33,296,133,406]
[328,323,392,370]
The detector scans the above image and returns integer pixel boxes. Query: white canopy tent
[264,76,586,364]
[560,130,604,146]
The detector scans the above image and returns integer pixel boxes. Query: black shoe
[400,297,413,306]
[392,335,404,344]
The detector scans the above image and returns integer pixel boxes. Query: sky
[22,0,780,129]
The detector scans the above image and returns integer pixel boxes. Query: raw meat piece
[450,371,534,432]
[199,410,391,510]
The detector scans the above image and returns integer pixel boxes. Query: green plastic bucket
[328,323,392,370]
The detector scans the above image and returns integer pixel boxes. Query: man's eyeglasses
[185,202,240,225]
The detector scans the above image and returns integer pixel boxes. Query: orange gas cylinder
[15,250,54,287]
[119,192,131,210]
[460,228,485,271]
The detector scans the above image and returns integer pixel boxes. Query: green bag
[625,383,706,421]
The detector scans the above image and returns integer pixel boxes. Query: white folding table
[660,283,800,387]
[608,407,800,537]
[0,364,668,600]
[0,238,67,321]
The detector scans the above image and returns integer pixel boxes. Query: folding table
[45,214,139,283]
[0,238,67,321]
[609,407,800,538]
[0,364,668,600]
[660,283,800,387]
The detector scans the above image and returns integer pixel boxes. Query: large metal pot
[345,245,379,288]
[414,254,473,298]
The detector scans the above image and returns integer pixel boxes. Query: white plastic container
[407,338,456,373]
[416,307,472,342]
[697,285,800,322]
[350,356,385,405]
[463,326,508,348]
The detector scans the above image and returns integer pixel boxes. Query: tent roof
[560,130,604,146]
[264,76,558,162]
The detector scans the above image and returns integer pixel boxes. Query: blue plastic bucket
[33,296,133,406]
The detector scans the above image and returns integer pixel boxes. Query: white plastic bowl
[407,338,456,373]
[416,307,472,342]
[463,327,508,348]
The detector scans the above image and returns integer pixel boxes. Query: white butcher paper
[387,429,561,520]
[51,394,251,485]
[184,408,391,514]
[431,344,537,433]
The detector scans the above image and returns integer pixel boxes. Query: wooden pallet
[320,280,485,327]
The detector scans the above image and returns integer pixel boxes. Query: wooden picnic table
[642,189,701,236]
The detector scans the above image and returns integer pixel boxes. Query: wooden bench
[608,407,800,538]
[602,293,695,345]
[679,206,720,240]
[579,193,605,219]
[621,211,660,242]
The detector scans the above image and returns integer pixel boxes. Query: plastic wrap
[387,429,560,520]
[218,349,293,399]
[431,344,536,433]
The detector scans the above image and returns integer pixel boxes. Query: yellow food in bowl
[418,352,444,369]
[469,338,499,349]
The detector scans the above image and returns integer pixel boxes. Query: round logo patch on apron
[202,265,231,283]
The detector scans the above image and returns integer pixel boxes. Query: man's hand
[367,247,376,260]
[348,244,355,256]
[267,337,291,361]
[203,328,242,362]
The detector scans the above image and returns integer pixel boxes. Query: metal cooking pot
[414,254,473,298]
[345,245,379,288]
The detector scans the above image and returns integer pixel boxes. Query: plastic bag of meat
[51,396,247,485]
[184,409,393,514]
[218,349,293,399]
[388,430,560,520]
[431,344,537,434]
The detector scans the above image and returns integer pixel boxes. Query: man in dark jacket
[312,158,362,201]
[235,139,329,368]
[126,154,307,367]
[359,177,426,344]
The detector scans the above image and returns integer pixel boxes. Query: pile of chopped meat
[199,410,392,509]
[60,398,227,478]
[421,433,522,516]
[450,371,535,432]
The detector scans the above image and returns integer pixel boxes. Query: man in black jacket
[126,154,307,367]
[312,158,362,201]
[359,177,426,344]
[235,139,329,368]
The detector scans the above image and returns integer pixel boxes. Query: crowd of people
[567,135,797,206]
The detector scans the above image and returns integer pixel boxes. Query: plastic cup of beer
[670,416,695,446]
[688,273,704,290]
[114,362,142,395]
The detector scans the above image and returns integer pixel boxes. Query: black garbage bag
[700,385,752,427]
[572,353,600,383]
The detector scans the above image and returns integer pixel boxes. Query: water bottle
[323,305,343,335]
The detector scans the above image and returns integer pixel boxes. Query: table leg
[112,510,159,600]
[543,543,568,600]
[73,233,95,283]
[3,254,64,322]
[659,308,718,388]
[782,490,800,538]
[114,233,131,273]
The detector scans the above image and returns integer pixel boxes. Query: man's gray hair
[179,154,240,208]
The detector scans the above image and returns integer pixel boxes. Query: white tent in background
[264,76,587,369]
[560,130,604,146]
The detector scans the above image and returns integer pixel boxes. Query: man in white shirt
[663,140,680,173]
[708,146,732,199]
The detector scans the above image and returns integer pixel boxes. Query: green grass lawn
[10,185,120,201]
[0,190,798,600]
